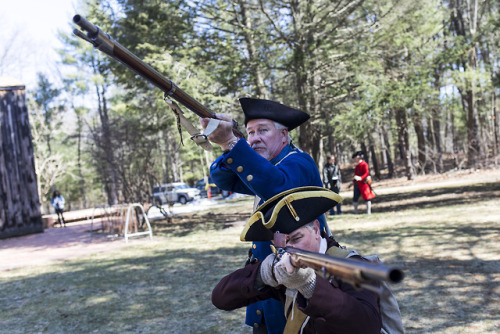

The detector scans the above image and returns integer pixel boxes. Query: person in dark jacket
[323,155,342,215]
[212,187,382,334]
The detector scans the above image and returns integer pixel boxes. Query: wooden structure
[0,77,43,239]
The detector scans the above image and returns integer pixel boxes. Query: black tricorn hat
[240,186,343,242]
[239,97,310,131]
[352,151,364,159]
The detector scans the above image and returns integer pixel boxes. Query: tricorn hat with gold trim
[240,186,343,242]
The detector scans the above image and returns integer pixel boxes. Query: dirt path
[0,221,157,271]
[1,167,499,272]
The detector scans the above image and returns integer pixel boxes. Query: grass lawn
[0,180,499,333]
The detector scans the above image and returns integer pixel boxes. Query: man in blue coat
[200,97,325,334]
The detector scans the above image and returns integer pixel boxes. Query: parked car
[195,177,221,198]
[195,178,231,198]
[152,182,200,205]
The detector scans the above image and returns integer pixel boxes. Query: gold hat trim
[241,187,344,242]
[239,211,264,241]
[262,190,342,230]
[253,186,326,213]
[284,198,300,221]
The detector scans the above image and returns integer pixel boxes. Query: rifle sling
[164,98,213,151]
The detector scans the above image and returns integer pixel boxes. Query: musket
[272,234,404,296]
[72,14,244,150]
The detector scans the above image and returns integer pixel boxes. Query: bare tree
[29,102,72,213]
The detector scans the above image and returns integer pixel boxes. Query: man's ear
[313,219,321,236]
[282,129,288,142]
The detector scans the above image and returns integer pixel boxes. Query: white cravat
[319,237,327,254]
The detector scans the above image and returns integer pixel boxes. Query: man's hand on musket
[259,252,316,298]
[200,113,239,151]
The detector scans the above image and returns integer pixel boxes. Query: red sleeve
[356,161,370,179]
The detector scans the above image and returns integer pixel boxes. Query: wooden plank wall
[0,83,43,239]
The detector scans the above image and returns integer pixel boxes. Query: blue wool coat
[210,138,325,333]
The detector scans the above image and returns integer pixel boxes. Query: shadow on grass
[335,223,500,333]
[4,182,497,332]
[342,182,500,214]
[152,212,250,238]
[148,182,500,240]
[396,257,500,333]
[0,246,249,334]
[2,220,499,333]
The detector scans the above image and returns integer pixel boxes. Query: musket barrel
[73,14,245,139]
[358,264,404,284]
[286,247,404,284]
[112,46,215,118]
[73,14,215,118]
[73,15,99,37]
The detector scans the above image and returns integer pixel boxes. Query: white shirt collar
[319,237,327,254]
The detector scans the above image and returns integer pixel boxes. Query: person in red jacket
[352,151,375,214]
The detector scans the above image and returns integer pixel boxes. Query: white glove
[274,253,316,299]
[259,254,279,287]
[354,175,362,181]
[199,113,237,149]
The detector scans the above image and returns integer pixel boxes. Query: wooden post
[0,77,43,239]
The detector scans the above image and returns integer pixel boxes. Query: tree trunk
[163,130,172,184]
[412,109,426,174]
[239,0,268,99]
[493,92,499,158]
[76,111,87,209]
[369,142,380,179]
[95,82,119,205]
[466,89,481,167]
[380,121,394,178]
[449,0,481,168]
[432,108,444,173]
[0,82,43,238]
[292,1,322,164]
[395,108,414,180]
[361,142,369,165]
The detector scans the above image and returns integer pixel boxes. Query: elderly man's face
[246,119,288,161]
[278,220,321,253]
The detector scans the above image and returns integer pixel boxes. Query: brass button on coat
[256,310,262,315]
[226,158,234,164]
[254,323,260,328]
[252,244,257,249]
[247,175,254,181]
[237,166,244,173]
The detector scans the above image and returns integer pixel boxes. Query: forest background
[2,0,499,213]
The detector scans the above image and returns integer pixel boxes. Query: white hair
[303,220,317,232]
[273,121,292,144]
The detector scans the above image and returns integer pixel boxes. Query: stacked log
[0,77,43,239]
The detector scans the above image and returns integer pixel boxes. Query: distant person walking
[51,191,66,227]
[352,151,375,214]
[323,155,342,215]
